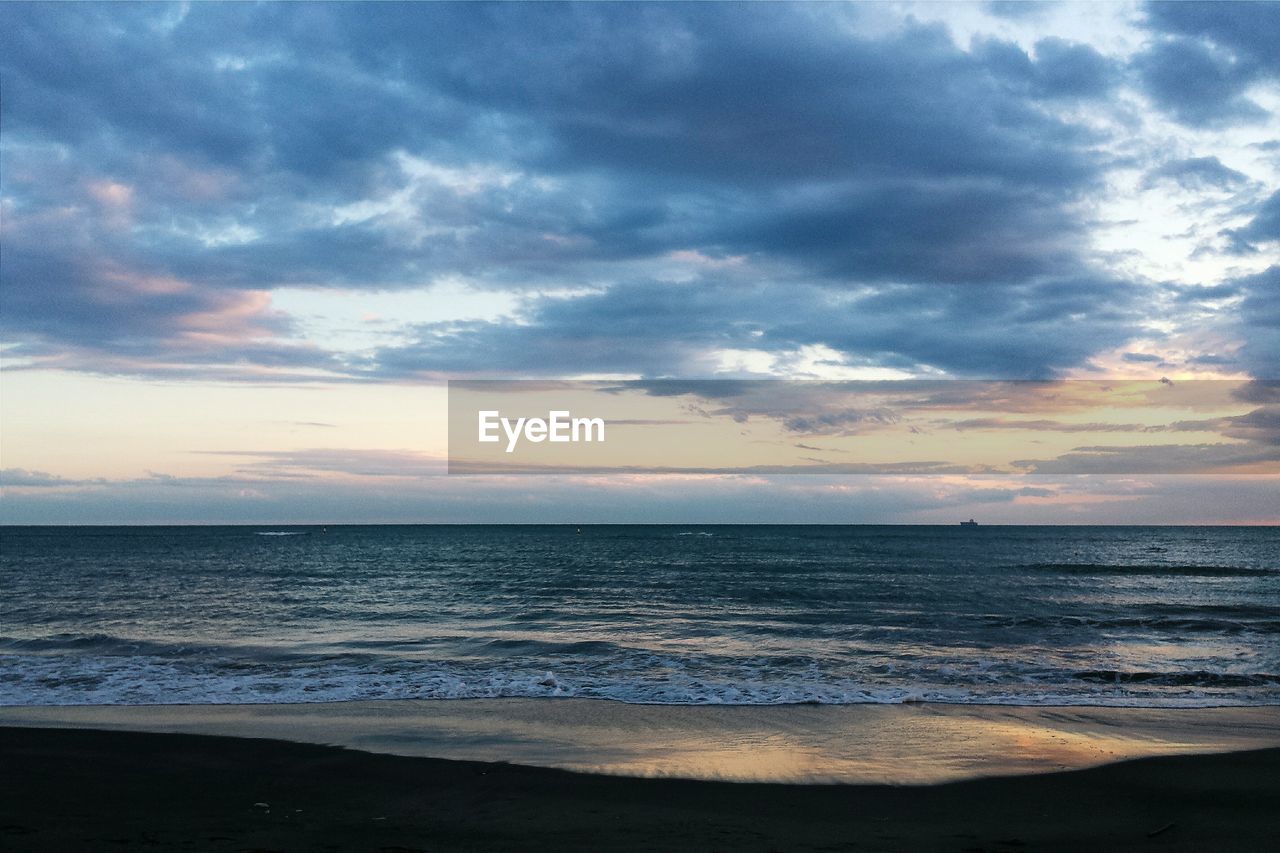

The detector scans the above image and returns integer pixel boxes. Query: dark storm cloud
[0,2,1256,380]
[0,3,468,180]
[975,36,1119,99]
[1202,407,1280,446]
[0,208,338,380]
[1232,266,1280,375]
[1224,190,1280,253]
[1233,380,1280,404]
[1133,37,1268,127]
[1135,1,1280,127]
[377,271,1152,379]
[723,182,1086,285]
[1174,267,1280,376]
[1145,1,1280,72]
[384,5,1101,186]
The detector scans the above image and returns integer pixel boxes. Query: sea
[1,525,1277,708]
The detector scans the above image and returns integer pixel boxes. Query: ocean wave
[1071,669,1280,687]
[1019,563,1275,577]
[0,633,201,656]
[980,614,1280,634]
[3,651,1278,709]
[5,526,1276,712]
[0,634,331,662]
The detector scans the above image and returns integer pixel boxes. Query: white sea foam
[1,652,1276,709]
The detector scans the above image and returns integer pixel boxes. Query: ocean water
[1,525,1277,708]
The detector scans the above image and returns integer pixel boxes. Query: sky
[1,0,1277,524]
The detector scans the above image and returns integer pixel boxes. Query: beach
[3,525,1277,847]
[3,701,1280,850]
[2,699,1279,783]
[3,723,1278,852]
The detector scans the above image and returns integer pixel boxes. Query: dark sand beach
[4,700,1279,783]
[3,726,1278,852]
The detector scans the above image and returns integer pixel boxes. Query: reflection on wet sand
[2,699,1277,784]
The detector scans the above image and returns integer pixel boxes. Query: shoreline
[2,698,1277,784]
[3,726,1278,851]
[8,693,1280,708]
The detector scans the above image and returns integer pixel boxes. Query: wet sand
[2,725,1278,851]
[1,699,1277,783]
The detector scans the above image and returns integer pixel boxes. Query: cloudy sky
[1,1,1277,524]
